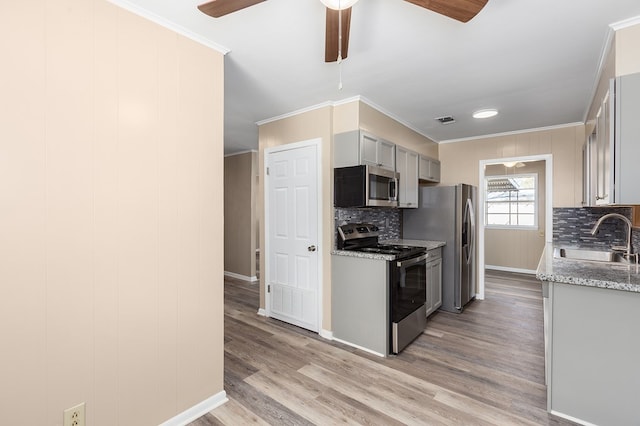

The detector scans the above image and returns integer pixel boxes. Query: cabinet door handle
[308,245,316,252]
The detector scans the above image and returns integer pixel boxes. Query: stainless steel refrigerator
[403,184,477,313]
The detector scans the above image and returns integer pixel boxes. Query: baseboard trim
[486,265,536,275]
[224,271,258,282]
[319,329,333,340]
[549,410,596,426]
[257,308,267,317]
[332,337,386,358]
[159,390,228,426]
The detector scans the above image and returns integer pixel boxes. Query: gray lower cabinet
[546,282,640,425]
[331,255,389,356]
[425,248,442,317]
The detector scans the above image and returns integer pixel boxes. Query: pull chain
[337,0,343,90]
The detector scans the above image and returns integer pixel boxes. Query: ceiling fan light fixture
[473,109,499,119]
[320,0,359,10]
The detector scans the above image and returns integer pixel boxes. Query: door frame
[477,154,553,300]
[263,138,323,332]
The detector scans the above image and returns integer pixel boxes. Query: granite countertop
[331,240,446,261]
[536,243,640,293]
[330,250,396,261]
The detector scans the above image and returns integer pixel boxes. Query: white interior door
[266,142,319,332]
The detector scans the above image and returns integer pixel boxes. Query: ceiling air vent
[435,115,455,124]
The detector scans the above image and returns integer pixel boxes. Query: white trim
[478,155,553,302]
[331,337,386,358]
[610,15,640,31]
[549,410,597,426]
[264,138,323,333]
[159,391,228,426]
[439,122,583,144]
[224,149,258,158]
[485,265,536,275]
[319,329,333,340]
[257,102,334,126]
[106,0,230,54]
[224,271,258,282]
[257,308,267,317]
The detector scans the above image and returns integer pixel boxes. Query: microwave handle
[389,177,398,201]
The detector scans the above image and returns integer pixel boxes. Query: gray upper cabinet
[396,146,419,208]
[360,132,395,171]
[334,130,395,171]
[584,72,640,205]
[419,155,441,183]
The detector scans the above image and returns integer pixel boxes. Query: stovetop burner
[337,223,425,259]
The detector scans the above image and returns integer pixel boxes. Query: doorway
[264,139,322,332]
[477,155,553,299]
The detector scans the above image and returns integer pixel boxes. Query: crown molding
[255,101,334,126]
[609,15,640,31]
[224,150,258,157]
[106,0,231,55]
[439,122,584,144]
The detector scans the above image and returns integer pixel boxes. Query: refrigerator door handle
[463,198,472,264]
[466,198,476,265]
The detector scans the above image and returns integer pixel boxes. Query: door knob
[308,245,317,252]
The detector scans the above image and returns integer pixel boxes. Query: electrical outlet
[63,402,85,426]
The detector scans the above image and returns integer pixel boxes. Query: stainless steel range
[337,223,428,354]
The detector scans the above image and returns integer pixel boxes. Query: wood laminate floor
[190,270,576,425]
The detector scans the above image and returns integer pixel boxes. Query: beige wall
[332,100,439,158]
[439,124,585,208]
[224,152,258,279]
[484,161,546,271]
[616,23,640,77]
[359,102,439,158]
[0,2,224,425]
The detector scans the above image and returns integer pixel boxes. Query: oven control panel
[338,223,380,241]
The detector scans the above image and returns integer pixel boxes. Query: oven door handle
[396,253,428,268]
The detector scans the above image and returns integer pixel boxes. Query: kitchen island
[536,243,640,425]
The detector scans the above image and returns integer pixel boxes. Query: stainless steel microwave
[334,165,399,207]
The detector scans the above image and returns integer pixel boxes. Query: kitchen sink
[553,247,634,264]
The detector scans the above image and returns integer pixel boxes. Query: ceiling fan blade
[325,7,352,63]
[198,0,266,18]
[405,0,488,23]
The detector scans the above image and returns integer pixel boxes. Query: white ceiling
[115,0,640,155]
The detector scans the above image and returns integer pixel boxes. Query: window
[485,174,537,228]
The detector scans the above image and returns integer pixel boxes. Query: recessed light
[473,109,498,119]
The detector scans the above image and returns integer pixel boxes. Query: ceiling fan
[197,0,488,62]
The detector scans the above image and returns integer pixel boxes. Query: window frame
[484,173,538,230]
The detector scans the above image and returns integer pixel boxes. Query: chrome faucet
[590,213,637,263]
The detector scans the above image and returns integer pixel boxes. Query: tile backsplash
[334,207,400,246]
[553,207,639,254]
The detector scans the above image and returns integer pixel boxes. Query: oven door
[390,253,427,353]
